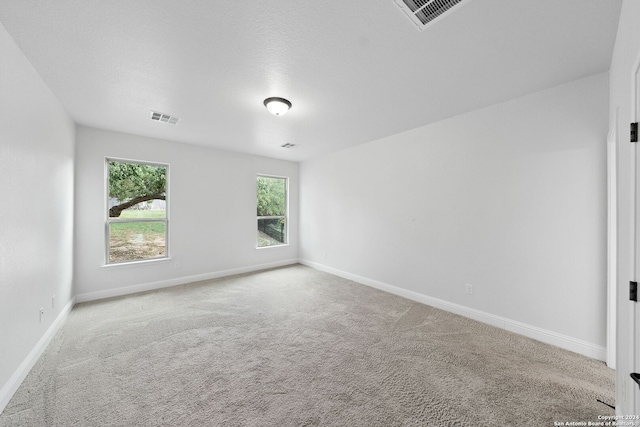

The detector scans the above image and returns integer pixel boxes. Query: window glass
[107,159,168,263]
[257,176,287,247]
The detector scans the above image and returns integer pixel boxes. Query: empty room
[1,0,639,425]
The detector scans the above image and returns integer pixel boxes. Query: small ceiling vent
[281,143,297,149]
[150,111,180,125]
[394,0,469,31]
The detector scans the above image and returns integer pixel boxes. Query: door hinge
[632,122,638,143]
[632,373,640,389]
[631,281,638,302]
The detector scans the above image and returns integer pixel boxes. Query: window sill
[102,257,172,269]
[256,244,290,250]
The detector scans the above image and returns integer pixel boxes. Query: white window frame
[105,157,170,265]
[257,174,289,248]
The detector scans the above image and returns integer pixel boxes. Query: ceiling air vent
[150,111,180,125]
[394,0,468,31]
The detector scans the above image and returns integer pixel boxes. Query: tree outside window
[106,159,168,263]
[257,175,287,247]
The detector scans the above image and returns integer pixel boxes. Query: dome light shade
[264,97,292,116]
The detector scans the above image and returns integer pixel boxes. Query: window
[106,159,168,264]
[257,175,288,247]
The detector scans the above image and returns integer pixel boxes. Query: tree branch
[109,193,165,217]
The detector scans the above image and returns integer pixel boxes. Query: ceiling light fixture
[264,97,292,116]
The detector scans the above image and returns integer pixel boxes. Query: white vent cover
[150,111,180,125]
[394,0,468,31]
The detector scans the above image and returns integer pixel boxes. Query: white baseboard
[0,297,75,415]
[300,259,606,362]
[75,258,300,303]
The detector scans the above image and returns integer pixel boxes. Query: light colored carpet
[0,264,614,426]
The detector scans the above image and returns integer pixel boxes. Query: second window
[257,175,288,247]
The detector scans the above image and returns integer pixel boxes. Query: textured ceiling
[0,0,622,161]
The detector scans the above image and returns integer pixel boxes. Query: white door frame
[607,109,618,370]
[632,61,640,415]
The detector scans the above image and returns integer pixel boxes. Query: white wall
[300,73,608,357]
[74,126,299,300]
[610,0,640,416]
[0,23,75,411]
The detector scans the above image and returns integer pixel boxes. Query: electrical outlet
[39,307,45,323]
[465,284,474,295]
[52,295,56,309]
